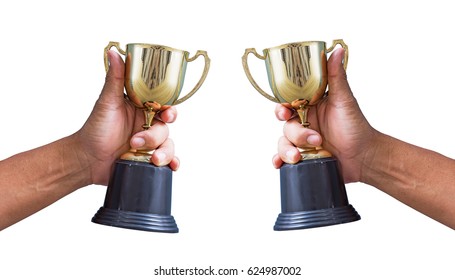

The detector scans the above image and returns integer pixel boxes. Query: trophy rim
[126,43,189,54]
[263,40,326,53]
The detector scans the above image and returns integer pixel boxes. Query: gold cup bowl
[242,39,348,159]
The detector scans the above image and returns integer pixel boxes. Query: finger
[283,118,322,147]
[168,156,180,171]
[158,106,178,123]
[151,138,176,167]
[277,136,301,164]
[99,50,125,101]
[130,121,169,150]
[272,153,284,169]
[327,48,354,104]
[275,103,294,121]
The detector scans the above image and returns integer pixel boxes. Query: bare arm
[0,135,89,229]
[361,132,455,229]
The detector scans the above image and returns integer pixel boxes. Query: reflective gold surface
[242,39,348,160]
[105,42,210,162]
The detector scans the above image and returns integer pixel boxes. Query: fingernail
[131,137,145,148]
[285,150,298,163]
[307,134,320,146]
[168,111,176,122]
[154,151,166,166]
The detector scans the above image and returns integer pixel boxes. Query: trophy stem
[142,101,162,130]
[291,99,332,160]
[291,99,310,128]
[297,107,310,128]
[118,108,157,162]
[143,109,156,130]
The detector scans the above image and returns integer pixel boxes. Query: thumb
[99,50,125,101]
[327,48,354,104]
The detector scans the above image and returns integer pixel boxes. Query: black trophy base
[92,207,178,233]
[274,157,360,231]
[274,204,360,231]
[92,159,178,233]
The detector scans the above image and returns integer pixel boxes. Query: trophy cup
[242,39,360,230]
[92,42,210,233]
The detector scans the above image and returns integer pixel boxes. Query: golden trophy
[242,39,360,230]
[92,42,210,233]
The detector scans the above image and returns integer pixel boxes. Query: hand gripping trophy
[92,42,210,233]
[242,40,360,230]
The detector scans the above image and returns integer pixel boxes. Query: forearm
[0,134,92,230]
[361,132,455,229]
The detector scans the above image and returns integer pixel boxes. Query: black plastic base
[274,204,359,231]
[92,159,178,233]
[92,207,178,233]
[274,157,360,231]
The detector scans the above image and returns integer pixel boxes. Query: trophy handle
[103,41,126,72]
[173,50,211,105]
[242,48,279,103]
[326,39,349,70]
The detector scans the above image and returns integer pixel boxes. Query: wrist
[359,131,394,185]
[63,133,94,188]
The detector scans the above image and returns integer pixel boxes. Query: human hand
[272,48,377,183]
[75,50,179,186]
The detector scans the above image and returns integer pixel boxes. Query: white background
[0,0,454,279]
